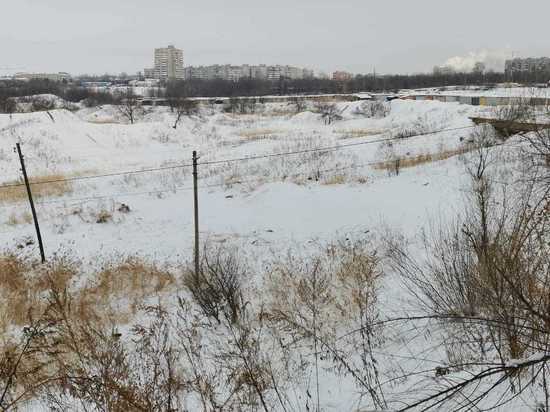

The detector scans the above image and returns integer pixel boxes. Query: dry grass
[0,254,177,335]
[336,129,386,139]
[85,118,119,124]
[95,257,176,297]
[261,109,295,117]
[0,255,78,333]
[78,256,177,323]
[265,240,381,334]
[5,211,33,226]
[0,173,72,204]
[317,174,368,186]
[373,146,472,172]
[94,209,113,224]
[238,128,282,140]
[322,174,347,185]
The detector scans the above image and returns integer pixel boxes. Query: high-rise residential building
[250,65,268,80]
[144,45,184,80]
[267,65,282,81]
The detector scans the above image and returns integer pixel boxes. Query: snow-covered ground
[408,86,550,98]
[0,98,536,411]
[0,99,493,260]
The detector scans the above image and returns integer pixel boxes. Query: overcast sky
[2,0,549,76]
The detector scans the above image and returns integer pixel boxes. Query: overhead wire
[196,125,477,166]
[0,161,194,190]
[28,139,519,208]
[0,123,477,191]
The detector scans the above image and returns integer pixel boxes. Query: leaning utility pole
[15,143,45,263]
[192,150,199,275]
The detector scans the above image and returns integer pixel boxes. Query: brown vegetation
[373,145,472,172]
[0,255,78,332]
[239,128,282,140]
[336,128,386,139]
[0,174,72,203]
[385,138,550,409]
[321,174,347,185]
[0,255,176,336]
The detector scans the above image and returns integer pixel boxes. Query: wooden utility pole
[192,150,199,275]
[15,143,45,263]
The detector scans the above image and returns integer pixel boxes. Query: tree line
[2,69,550,113]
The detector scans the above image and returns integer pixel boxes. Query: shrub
[30,96,56,112]
[314,102,342,124]
[83,91,116,107]
[387,142,550,361]
[373,146,472,173]
[354,101,390,118]
[95,209,112,224]
[0,96,16,114]
[183,245,245,324]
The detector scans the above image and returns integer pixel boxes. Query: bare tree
[172,97,199,129]
[385,133,550,411]
[353,100,390,118]
[0,95,16,115]
[377,141,401,176]
[523,126,550,188]
[115,89,141,124]
[223,97,239,114]
[314,102,342,125]
[290,96,307,113]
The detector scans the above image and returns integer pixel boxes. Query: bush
[0,95,16,114]
[314,102,342,124]
[183,245,245,324]
[30,96,56,112]
[387,141,550,361]
[83,91,116,107]
[63,87,92,103]
[354,101,390,118]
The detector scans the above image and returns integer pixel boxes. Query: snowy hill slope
[0,99,536,411]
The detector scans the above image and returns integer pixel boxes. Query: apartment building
[184,64,314,82]
[505,57,550,74]
[332,71,353,81]
[144,45,184,80]
[13,72,72,82]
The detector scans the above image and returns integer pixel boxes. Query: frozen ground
[0,98,535,411]
[408,86,550,98]
[0,99,493,260]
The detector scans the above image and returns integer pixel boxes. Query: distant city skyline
[2,0,549,76]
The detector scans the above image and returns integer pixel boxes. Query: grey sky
[2,0,549,76]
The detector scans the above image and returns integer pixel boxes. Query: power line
[0,161,193,190]
[0,123,504,192]
[35,185,195,206]
[197,139,519,183]
[31,139,518,208]
[33,179,240,206]
[196,125,477,166]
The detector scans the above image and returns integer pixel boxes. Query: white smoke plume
[442,50,510,72]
